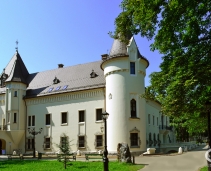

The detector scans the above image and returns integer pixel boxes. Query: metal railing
[0,125,7,131]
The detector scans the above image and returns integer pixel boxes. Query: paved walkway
[135,145,207,171]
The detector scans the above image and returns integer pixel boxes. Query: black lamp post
[28,128,43,158]
[102,111,109,171]
[205,101,211,171]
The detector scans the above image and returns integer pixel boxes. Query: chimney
[101,54,109,61]
[58,64,64,68]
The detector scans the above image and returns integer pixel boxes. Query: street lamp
[28,128,43,158]
[205,101,211,171]
[102,111,109,171]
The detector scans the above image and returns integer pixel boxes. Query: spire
[15,40,18,52]
[4,51,29,84]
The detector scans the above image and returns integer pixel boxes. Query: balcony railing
[0,125,7,131]
[159,125,172,131]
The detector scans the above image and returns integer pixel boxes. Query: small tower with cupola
[1,49,29,150]
[101,36,149,152]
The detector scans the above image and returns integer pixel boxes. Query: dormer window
[53,77,60,84]
[0,69,8,87]
[90,70,98,78]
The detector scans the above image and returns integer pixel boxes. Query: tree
[113,0,211,134]
[56,133,73,169]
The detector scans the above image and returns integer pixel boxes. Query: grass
[0,160,145,171]
[200,166,208,171]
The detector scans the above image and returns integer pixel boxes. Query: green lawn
[200,166,208,171]
[0,160,145,171]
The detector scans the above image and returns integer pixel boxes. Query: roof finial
[15,40,18,52]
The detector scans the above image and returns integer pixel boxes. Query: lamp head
[102,111,109,120]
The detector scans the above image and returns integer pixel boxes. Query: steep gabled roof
[5,51,29,84]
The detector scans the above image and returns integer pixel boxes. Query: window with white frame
[79,111,85,122]
[96,135,103,147]
[61,112,67,124]
[96,109,102,121]
[46,114,51,125]
[78,136,85,148]
[153,116,154,125]
[130,62,135,75]
[28,115,35,126]
[14,91,17,97]
[130,133,139,147]
[130,99,137,118]
[26,138,34,150]
[14,113,17,123]
[148,114,150,124]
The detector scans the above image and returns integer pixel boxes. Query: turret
[101,36,149,152]
[2,50,28,146]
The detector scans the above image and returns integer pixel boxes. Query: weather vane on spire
[15,40,18,52]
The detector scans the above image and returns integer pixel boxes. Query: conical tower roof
[109,38,129,58]
[4,51,29,84]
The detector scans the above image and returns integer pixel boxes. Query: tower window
[130,99,136,118]
[14,113,17,123]
[14,91,17,97]
[130,133,139,146]
[46,114,51,125]
[130,62,135,75]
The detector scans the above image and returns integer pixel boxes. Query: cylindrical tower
[101,37,149,153]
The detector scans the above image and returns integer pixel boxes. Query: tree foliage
[114,0,211,134]
[56,133,73,169]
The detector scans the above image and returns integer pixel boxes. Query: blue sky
[0,0,162,86]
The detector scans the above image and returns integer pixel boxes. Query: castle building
[0,37,175,155]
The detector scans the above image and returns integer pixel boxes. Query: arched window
[130,99,136,118]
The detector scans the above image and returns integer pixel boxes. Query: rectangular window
[148,114,150,124]
[46,114,50,125]
[79,111,85,122]
[28,116,31,126]
[153,116,154,125]
[32,115,35,126]
[14,91,17,97]
[157,117,158,126]
[27,138,34,150]
[61,112,67,124]
[96,109,102,121]
[130,62,135,75]
[96,135,103,147]
[79,136,85,148]
[45,138,51,149]
[14,113,17,123]
[130,133,138,146]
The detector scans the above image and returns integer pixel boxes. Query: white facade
[0,37,175,155]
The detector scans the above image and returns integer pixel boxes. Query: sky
[0,0,162,86]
